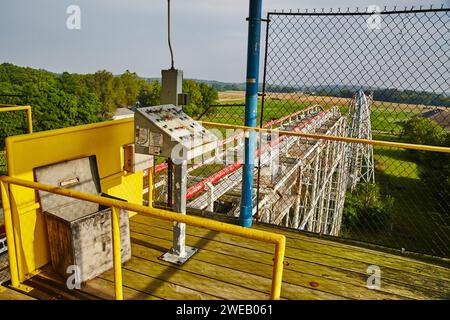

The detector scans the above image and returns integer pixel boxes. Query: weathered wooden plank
[122,257,271,300]
[254,223,450,277]
[100,267,221,300]
[130,230,424,300]
[131,216,450,288]
[0,285,36,300]
[131,241,348,300]
[25,275,98,300]
[180,211,450,269]
[130,221,449,299]
[133,215,450,281]
[83,278,161,300]
[36,266,160,300]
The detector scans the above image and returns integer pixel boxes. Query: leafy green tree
[138,81,161,106]
[0,63,103,148]
[182,80,218,117]
[119,70,142,106]
[81,70,116,115]
[343,182,394,233]
[199,82,218,109]
[182,80,203,116]
[401,117,447,148]
[402,117,450,213]
[0,63,219,150]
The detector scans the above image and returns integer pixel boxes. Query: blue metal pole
[240,0,263,227]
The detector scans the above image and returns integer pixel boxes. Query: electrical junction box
[134,104,218,160]
[161,69,183,105]
[35,156,131,283]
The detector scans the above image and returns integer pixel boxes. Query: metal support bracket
[159,246,197,265]
[9,283,34,293]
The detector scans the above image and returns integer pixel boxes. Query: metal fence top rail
[268,7,449,16]
[0,105,33,134]
[201,121,450,154]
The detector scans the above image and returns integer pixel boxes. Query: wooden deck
[0,285,35,300]
[3,213,450,300]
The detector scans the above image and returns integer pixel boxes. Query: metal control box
[134,104,218,160]
[35,157,131,283]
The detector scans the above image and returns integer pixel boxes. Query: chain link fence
[151,7,450,259]
[255,7,450,258]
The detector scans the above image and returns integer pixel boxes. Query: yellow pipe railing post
[26,106,33,133]
[111,206,124,300]
[0,181,20,288]
[147,168,153,207]
[271,236,286,300]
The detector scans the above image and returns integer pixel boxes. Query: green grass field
[200,99,312,125]
[371,134,449,256]
[371,108,420,134]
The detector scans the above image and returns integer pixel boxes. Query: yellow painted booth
[3,118,145,283]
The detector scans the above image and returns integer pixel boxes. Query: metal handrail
[0,105,33,134]
[0,175,286,300]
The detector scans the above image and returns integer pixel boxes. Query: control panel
[134,105,218,160]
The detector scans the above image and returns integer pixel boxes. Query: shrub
[343,182,394,233]
[401,117,450,213]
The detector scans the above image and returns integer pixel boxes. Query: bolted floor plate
[10,283,34,293]
[159,246,198,265]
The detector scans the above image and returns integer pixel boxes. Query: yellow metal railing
[0,175,286,300]
[201,121,450,153]
[0,105,33,134]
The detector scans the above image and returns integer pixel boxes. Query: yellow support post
[0,181,20,288]
[271,236,286,300]
[111,206,124,300]
[147,168,153,207]
[26,106,33,134]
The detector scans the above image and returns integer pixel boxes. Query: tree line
[0,63,218,147]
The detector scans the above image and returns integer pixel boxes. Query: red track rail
[186,111,328,200]
[151,108,319,175]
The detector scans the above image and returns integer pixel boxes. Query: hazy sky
[0,0,448,82]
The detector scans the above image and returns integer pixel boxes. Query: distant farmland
[219,90,441,111]
[217,90,443,135]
